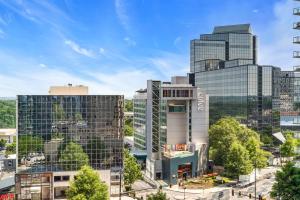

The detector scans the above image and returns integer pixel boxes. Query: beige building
[48,84,88,95]
[0,129,16,144]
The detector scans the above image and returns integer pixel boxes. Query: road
[232,176,276,199]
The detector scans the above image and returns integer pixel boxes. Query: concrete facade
[134,75,209,185]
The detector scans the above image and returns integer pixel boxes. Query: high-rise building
[15,86,124,199]
[133,76,209,185]
[190,24,281,134]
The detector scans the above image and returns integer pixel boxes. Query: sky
[0,0,297,98]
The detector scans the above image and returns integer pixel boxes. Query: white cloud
[99,48,105,54]
[0,29,5,39]
[257,0,297,70]
[39,63,47,68]
[115,0,130,31]
[252,9,259,13]
[65,40,95,58]
[0,50,155,98]
[174,36,182,46]
[148,51,189,78]
[124,37,136,46]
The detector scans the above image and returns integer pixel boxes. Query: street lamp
[119,169,122,200]
[183,186,186,200]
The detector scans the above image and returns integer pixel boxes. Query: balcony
[294,36,300,44]
[294,51,300,58]
[295,8,300,16]
[294,22,300,30]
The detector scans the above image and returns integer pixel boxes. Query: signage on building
[197,89,205,111]
[0,193,14,200]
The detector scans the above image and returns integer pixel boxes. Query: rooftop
[213,24,252,34]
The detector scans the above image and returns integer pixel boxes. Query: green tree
[0,100,16,128]
[147,190,169,200]
[271,162,300,200]
[245,136,271,168]
[18,135,44,157]
[67,165,109,200]
[0,139,6,149]
[209,117,239,165]
[225,142,253,178]
[59,142,89,171]
[125,99,133,112]
[5,141,16,155]
[124,149,142,190]
[280,134,297,157]
[124,124,133,136]
[209,117,271,176]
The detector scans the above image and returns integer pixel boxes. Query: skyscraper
[190,24,281,135]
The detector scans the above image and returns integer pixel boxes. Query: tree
[67,165,109,200]
[124,149,142,190]
[5,141,16,155]
[245,136,271,168]
[225,142,253,178]
[124,124,133,136]
[280,134,297,157]
[209,117,271,177]
[271,162,300,200]
[59,142,89,171]
[0,100,16,128]
[125,99,133,112]
[0,139,6,149]
[147,190,169,200]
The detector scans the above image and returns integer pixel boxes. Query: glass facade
[133,96,147,150]
[191,24,280,134]
[280,71,300,131]
[17,95,124,173]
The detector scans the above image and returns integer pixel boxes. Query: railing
[294,36,300,44]
[294,51,300,58]
[294,22,300,29]
[294,8,300,15]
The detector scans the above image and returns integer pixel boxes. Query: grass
[182,176,234,189]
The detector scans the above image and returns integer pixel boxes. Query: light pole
[183,186,186,200]
[254,155,257,200]
[119,169,122,200]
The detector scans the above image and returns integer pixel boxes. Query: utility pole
[254,156,257,200]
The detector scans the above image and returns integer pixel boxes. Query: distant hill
[0,100,16,128]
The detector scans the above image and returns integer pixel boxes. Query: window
[169,105,186,113]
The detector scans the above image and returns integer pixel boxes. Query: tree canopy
[280,133,298,157]
[225,142,253,177]
[67,165,109,200]
[209,117,270,177]
[271,162,300,200]
[0,139,6,149]
[125,99,133,112]
[0,100,16,128]
[5,141,16,155]
[123,149,142,190]
[59,142,89,171]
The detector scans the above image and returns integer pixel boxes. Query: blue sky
[0,0,296,97]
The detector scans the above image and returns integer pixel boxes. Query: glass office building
[190,24,281,134]
[16,95,124,199]
[280,70,300,134]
